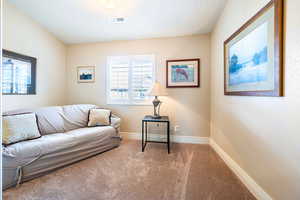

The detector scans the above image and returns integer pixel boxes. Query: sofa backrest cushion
[35,104,98,135]
[3,104,98,135]
[61,104,97,131]
[35,106,65,135]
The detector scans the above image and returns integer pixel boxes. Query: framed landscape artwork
[77,66,95,83]
[166,59,200,88]
[224,0,283,96]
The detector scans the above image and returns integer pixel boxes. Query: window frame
[106,55,155,106]
[2,49,37,95]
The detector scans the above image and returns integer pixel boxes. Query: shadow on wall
[160,95,210,136]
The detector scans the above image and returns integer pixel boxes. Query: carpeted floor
[4,140,256,200]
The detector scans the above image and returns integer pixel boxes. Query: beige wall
[3,1,67,111]
[67,35,211,137]
[211,0,300,199]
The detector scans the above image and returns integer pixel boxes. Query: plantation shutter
[107,56,130,103]
[131,55,155,102]
[107,55,155,104]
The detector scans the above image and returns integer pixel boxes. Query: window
[2,50,36,95]
[107,55,155,105]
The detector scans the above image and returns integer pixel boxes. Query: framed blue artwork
[166,59,200,88]
[224,0,283,96]
[77,66,95,83]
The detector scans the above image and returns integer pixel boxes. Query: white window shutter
[107,55,155,105]
[107,56,130,103]
[131,55,155,102]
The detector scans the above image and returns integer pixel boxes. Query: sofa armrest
[111,114,121,130]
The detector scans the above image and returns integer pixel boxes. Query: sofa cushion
[35,107,65,135]
[3,126,116,166]
[62,104,97,131]
[66,126,116,144]
[34,104,98,135]
[3,113,41,145]
[3,132,76,168]
[88,108,111,127]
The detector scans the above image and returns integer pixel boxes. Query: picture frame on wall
[224,0,284,96]
[166,58,200,88]
[77,66,95,83]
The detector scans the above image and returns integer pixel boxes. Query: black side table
[142,115,170,154]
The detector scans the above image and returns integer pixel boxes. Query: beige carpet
[4,140,256,200]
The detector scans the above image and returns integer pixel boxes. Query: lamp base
[150,115,162,119]
[152,96,161,119]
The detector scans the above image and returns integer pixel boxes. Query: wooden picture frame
[77,66,95,83]
[224,0,284,96]
[2,49,37,95]
[166,58,200,88]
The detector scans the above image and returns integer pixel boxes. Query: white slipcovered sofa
[2,104,121,190]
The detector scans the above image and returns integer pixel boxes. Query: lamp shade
[149,82,168,96]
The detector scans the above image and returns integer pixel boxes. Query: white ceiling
[8,0,227,44]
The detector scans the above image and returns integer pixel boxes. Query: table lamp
[149,82,168,119]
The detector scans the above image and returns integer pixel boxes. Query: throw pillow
[3,113,41,145]
[88,109,111,127]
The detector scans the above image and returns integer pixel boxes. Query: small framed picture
[166,59,200,88]
[77,66,95,83]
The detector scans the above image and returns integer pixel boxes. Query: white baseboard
[210,139,273,200]
[121,132,209,144]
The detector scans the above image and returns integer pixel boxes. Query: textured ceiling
[8,0,227,44]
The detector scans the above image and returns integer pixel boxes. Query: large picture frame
[166,59,200,88]
[224,0,284,96]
